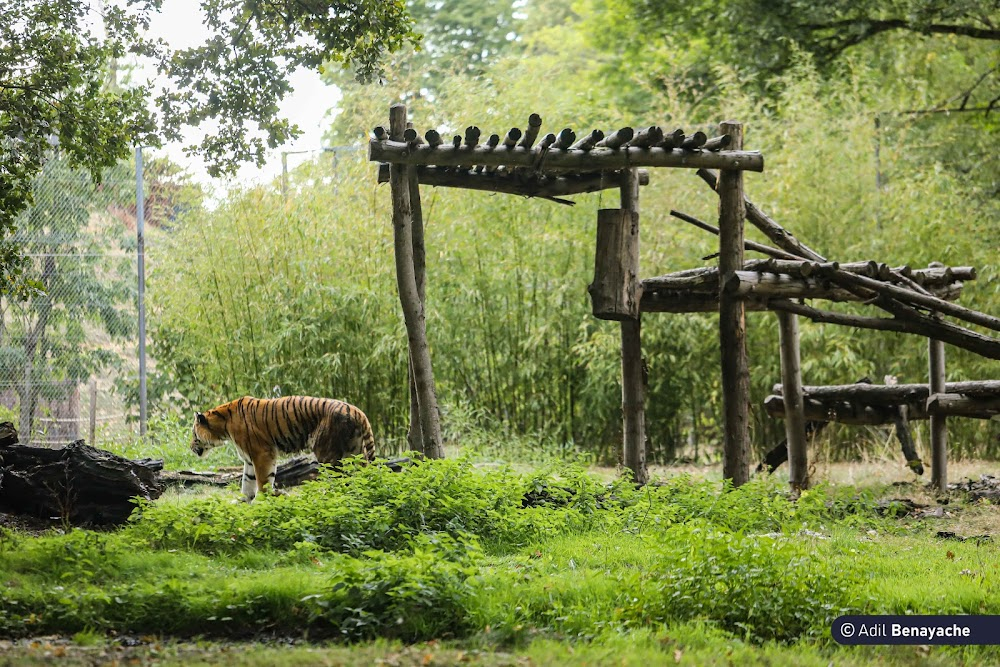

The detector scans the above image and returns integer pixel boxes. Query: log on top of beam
[596,127,634,149]
[502,127,522,148]
[518,113,543,149]
[657,128,685,150]
[368,140,765,172]
[554,128,577,150]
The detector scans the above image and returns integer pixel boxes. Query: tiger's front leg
[241,461,257,502]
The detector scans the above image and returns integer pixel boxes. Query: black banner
[833,615,1000,645]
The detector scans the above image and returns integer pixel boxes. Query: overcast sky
[143,0,340,188]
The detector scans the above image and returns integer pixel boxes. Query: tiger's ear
[196,412,208,426]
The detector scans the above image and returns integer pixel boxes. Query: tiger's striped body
[191,395,375,501]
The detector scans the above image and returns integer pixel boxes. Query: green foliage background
[148,2,1000,463]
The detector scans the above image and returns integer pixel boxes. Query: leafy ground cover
[1,456,999,665]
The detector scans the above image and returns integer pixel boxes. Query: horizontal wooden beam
[773,380,1000,403]
[369,140,764,173]
[927,392,1000,416]
[764,394,916,424]
[376,163,649,199]
[764,392,1000,422]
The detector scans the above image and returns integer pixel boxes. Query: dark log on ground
[0,439,164,526]
[160,456,414,489]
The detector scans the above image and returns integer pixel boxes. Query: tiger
[191,395,376,502]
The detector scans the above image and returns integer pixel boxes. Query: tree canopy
[590,0,999,111]
[1,0,417,294]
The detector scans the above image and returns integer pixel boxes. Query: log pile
[642,168,1000,360]
[371,116,763,204]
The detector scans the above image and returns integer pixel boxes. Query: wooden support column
[776,311,808,492]
[388,104,444,458]
[406,122,428,456]
[620,168,647,485]
[717,121,751,487]
[929,337,947,492]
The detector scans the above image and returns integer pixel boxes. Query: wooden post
[717,121,751,487]
[388,104,444,458]
[89,379,97,446]
[776,311,808,492]
[619,168,647,485]
[406,122,427,456]
[929,337,947,492]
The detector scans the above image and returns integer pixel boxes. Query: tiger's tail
[357,409,376,462]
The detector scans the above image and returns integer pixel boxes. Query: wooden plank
[590,209,640,320]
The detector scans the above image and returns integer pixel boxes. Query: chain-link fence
[0,157,142,447]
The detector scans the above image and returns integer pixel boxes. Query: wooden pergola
[370,103,1000,489]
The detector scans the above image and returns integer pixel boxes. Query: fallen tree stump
[0,437,164,526]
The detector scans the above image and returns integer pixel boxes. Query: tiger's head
[191,409,229,457]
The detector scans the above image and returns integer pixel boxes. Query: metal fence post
[136,146,147,438]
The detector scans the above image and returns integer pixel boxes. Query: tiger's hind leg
[312,414,363,467]
[250,450,279,501]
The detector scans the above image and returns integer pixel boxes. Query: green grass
[1,458,1000,665]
